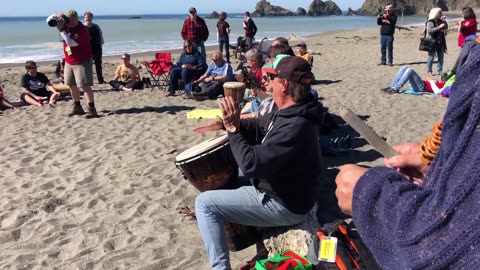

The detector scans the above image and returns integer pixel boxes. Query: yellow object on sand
[186,109,222,120]
[53,84,70,94]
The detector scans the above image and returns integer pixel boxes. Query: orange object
[421,122,443,165]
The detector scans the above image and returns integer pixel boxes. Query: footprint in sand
[77,175,94,185]
[40,181,55,190]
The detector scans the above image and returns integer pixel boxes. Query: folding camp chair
[142,52,174,91]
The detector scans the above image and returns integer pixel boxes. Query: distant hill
[357,0,480,16]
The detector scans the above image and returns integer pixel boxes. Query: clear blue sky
[0,0,364,17]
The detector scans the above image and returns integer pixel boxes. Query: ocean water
[0,14,435,64]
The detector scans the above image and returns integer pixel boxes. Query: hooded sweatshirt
[228,96,324,214]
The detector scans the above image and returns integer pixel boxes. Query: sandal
[176,205,196,220]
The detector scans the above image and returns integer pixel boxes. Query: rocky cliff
[252,0,294,17]
[357,0,480,16]
[251,0,342,17]
[308,0,343,16]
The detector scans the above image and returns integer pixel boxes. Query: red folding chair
[142,52,174,91]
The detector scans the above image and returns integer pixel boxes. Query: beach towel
[399,89,433,96]
[186,109,222,119]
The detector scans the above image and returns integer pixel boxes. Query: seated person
[335,48,480,269]
[269,37,295,57]
[20,60,60,107]
[109,53,142,92]
[195,56,324,269]
[236,49,265,115]
[295,42,313,66]
[382,65,447,94]
[193,51,234,101]
[166,40,206,98]
[0,86,17,110]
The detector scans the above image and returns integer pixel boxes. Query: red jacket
[458,19,478,47]
[63,23,93,65]
[181,16,209,42]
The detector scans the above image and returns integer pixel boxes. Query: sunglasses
[28,66,38,70]
[263,73,278,81]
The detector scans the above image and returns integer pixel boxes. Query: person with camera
[377,5,397,66]
[425,8,448,76]
[47,9,99,118]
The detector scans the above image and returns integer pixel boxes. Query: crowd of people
[1,5,480,270]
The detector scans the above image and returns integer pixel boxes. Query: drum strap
[261,113,278,144]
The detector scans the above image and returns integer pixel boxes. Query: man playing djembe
[195,56,326,270]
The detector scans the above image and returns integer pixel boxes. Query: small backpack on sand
[307,219,381,270]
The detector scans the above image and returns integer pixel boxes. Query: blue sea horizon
[0,14,439,64]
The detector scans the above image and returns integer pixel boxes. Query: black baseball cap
[264,56,313,84]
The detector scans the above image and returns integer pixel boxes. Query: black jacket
[244,18,257,38]
[228,97,324,214]
[377,14,397,36]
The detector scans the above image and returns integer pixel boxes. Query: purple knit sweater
[353,46,480,270]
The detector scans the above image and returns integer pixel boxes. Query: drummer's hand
[384,143,428,185]
[220,96,240,131]
[335,164,368,216]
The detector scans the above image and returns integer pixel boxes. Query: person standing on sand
[243,11,257,50]
[181,7,209,63]
[377,5,397,66]
[84,11,106,84]
[47,9,99,118]
[216,12,231,63]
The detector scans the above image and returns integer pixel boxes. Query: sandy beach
[0,26,460,269]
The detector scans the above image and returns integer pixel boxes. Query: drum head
[176,133,228,162]
[223,82,245,89]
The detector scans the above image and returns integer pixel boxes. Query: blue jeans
[193,41,206,63]
[195,186,307,270]
[243,96,262,114]
[427,45,445,74]
[390,65,425,92]
[246,36,254,50]
[219,37,230,62]
[168,67,196,94]
[380,35,394,64]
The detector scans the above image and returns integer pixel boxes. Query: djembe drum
[175,133,259,251]
[223,82,246,105]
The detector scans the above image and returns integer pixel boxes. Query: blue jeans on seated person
[195,185,308,270]
[389,65,425,92]
[168,67,196,94]
[243,96,262,114]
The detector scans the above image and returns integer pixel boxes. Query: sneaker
[377,62,386,66]
[380,87,391,92]
[165,92,175,97]
[385,88,399,94]
[183,92,194,99]
[388,63,394,66]
[85,108,100,118]
[68,105,86,117]
[193,93,209,101]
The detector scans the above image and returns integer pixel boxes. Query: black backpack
[307,219,381,270]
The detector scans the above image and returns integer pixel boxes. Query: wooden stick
[339,107,398,158]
